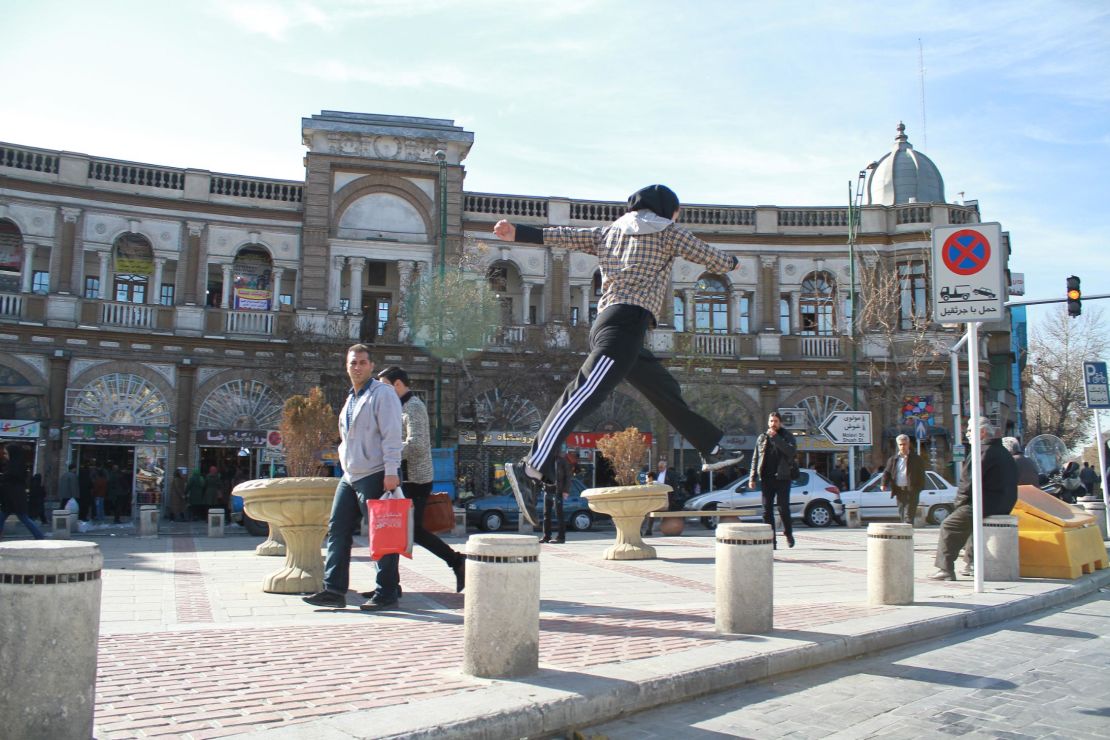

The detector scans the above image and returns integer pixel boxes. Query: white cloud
[297,58,477,90]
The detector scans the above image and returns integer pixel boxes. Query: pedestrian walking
[494,184,743,524]
[929,418,1017,580]
[108,463,128,523]
[203,465,222,520]
[170,469,188,522]
[542,448,572,544]
[376,366,465,593]
[92,468,108,521]
[881,434,926,524]
[1001,438,1040,487]
[642,458,679,537]
[186,469,206,521]
[29,473,47,525]
[749,412,798,549]
[78,459,94,520]
[1079,461,1098,497]
[303,344,403,611]
[0,443,45,539]
[59,462,79,523]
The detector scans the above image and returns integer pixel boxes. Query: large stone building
[0,112,1016,511]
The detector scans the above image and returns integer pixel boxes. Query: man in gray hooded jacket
[494,184,741,525]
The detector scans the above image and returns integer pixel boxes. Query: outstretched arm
[672,225,738,273]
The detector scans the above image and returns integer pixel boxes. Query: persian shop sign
[0,420,41,438]
[70,424,170,444]
[195,429,270,447]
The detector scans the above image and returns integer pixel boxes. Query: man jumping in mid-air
[493,184,744,525]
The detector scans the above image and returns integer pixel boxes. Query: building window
[694,276,728,334]
[366,261,387,286]
[898,262,927,329]
[673,292,685,332]
[528,305,537,325]
[487,265,508,293]
[799,272,836,336]
[375,298,390,336]
[279,293,292,307]
[114,274,146,304]
[31,271,49,295]
[592,270,602,297]
[84,276,100,299]
[779,296,791,334]
[570,306,579,326]
[112,233,152,304]
[737,294,750,334]
[160,283,174,306]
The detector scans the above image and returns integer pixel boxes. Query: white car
[837,470,957,524]
[682,468,844,528]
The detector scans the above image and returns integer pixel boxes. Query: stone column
[58,207,81,293]
[867,522,914,605]
[20,243,35,292]
[682,289,694,332]
[715,523,774,634]
[183,221,203,304]
[328,255,344,311]
[578,285,589,325]
[270,267,284,309]
[731,291,746,333]
[520,282,533,323]
[760,255,778,331]
[0,541,103,740]
[175,363,195,471]
[97,251,111,299]
[151,257,165,304]
[463,534,540,677]
[348,257,364,314]
[396,259,415,337]
[220,264,233,308]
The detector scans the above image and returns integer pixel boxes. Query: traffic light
[1067,276,1082,317]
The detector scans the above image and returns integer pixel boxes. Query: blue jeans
[322,472,399,599]
[94,498,105,521]
[0,512,46,539]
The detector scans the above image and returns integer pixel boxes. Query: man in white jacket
[304,344,404,611]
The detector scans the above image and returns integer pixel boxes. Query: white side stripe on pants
[529,354,616,468]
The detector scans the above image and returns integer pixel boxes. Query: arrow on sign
[819,411,873,446]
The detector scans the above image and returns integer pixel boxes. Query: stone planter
[582,483,669,560]
[233,477,335,594]
[255,524,286,557]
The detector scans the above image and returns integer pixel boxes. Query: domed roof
[865,123,945,205]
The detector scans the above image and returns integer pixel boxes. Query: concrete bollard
[463,534,540,678]
[843,503,861,528]
[452,508,467,538]
[1079,500,1107,541]
[207,509,225,538]
[867,522,914,605]
[52,510,72,539]
[982,514,1021,581]
[0,541,103,740]
[139,505,159,538]
[715,523,773,634]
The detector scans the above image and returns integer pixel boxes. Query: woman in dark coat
[29,472,47,524]
[0,444,45,539]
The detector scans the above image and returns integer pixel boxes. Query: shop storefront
[69,423,169,515]
[0,419,42,478]
[565,431,653,488]
[195,429,280,480]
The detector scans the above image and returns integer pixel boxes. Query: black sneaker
[302,590,346,608]
[505,461,541,527]
[452,557,466,593]
[358,584,403,599]
[359,594,399,611]
[701,448,745,472]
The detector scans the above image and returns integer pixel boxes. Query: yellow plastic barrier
[1013,485,1108,579]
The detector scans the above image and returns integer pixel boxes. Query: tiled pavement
[10,520,1105,738]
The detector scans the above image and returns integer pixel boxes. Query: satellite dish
[1025,435,1067,476]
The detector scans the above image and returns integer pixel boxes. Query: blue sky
[2,0,1107,324]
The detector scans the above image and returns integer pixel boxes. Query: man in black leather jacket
[749,411,798,548]
[929,418,1018,580]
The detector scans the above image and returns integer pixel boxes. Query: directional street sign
[931,222,1005,323]
[914,419,929,441]
[819,411,872,446]
[952,443,967,461]
[1084,361,1110,409]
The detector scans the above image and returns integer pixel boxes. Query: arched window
[197,379,283,430]
[232,246,273,311]
[799,272,836,336]
[113,234,153,304]
[0,220,23,293]
[693,275,729,334]
[799,395,849,434]
[487,261,515,325]
[68,373,171,426]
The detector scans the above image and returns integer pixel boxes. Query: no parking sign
[931,223,1005,323]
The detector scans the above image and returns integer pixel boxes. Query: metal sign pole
[967,322,985,593]
[1096,411,1109,534]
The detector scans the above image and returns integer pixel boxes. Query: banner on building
[195,429,269,447]
[69,424,170,444]
[114,235,154,276]
[233,288,271,311]
[0,419,40,438]
[233,251,273,310]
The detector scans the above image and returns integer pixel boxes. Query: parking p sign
[1084,361,1110,409]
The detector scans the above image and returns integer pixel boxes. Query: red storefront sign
[565,431,652,449]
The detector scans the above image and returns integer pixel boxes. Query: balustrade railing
[692,333,737,357]
[210,175,303,203]
[896,205,931,224]
[778,209,849,227]
[570,201,625,222]
[680,206,755,226]
[225,310,275,335]
[100,301,156,328]
[800,335,841,358]
[0,292,24,318]
[465,194,548,218]
[948,207,975,224]
[0,144,59,174]
[88,159,184,190]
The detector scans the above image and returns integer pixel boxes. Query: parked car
[682,468,844,528]
[837,470,957,524]
[466,478,603,532]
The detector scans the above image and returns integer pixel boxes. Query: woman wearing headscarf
[0,444,45,539]
[186,468,206,521]
[493,185,742,525]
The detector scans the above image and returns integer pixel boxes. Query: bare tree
[279,387,338,477]
[1023,306,1107,450]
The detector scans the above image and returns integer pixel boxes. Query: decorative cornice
[60,207,82,223]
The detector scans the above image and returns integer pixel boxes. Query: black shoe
[539,535,552,543]
[505,461,541,527]
[959,563,973,577]
[928,568,957,581]
[553,537,565,544]
[359,594,399,611]
[701,447,745,472]
[359,584,403,599]
[302,590,346,608]
[786,535,795,548]
[453,557,466,593]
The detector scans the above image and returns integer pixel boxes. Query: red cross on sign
[942,229,991,276]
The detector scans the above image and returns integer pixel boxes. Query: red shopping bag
[367,488,413,560]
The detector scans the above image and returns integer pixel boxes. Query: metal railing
[100,301,156,328]
[0,291,24,317]
[225,310,275,335]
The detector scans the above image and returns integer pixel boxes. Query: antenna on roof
[919,38,927,150]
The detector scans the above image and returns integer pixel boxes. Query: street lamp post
[846,171,867,489]
[434,149,448,448]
